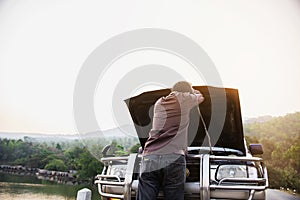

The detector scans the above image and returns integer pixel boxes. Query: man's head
[171,81,193,93]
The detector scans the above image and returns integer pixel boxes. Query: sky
[0,0,300,134]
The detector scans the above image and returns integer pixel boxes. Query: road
[267,189,300,200]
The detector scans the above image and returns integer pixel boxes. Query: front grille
[186,156,200,182]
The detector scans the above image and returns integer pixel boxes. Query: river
[0,173,101,200]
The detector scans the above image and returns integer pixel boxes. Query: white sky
[0,0,300,134]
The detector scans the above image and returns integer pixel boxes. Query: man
[137,81,204,200]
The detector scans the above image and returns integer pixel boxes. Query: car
[95,86,268,200]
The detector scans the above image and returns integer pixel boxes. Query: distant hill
[244,115,273,124]
[80,124,137,139]
[244,112,300,139]
[0,132,80,143]
[0,124,138,142]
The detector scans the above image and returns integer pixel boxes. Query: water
[0,173,101,200]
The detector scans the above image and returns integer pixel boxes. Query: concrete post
[76,188,92,200]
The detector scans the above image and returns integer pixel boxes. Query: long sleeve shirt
[143,91,204,155]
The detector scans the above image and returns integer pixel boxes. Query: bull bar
[95,154,268,200]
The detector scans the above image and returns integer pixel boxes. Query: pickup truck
[95,86,268,200]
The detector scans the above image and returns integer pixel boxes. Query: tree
[45,159,67,171]
[244,112,300,192]
[130,143,141,153]
[76,147,103,181]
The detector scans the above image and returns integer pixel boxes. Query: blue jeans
[137,154,186,200]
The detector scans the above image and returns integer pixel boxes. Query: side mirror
[249,144,264,155]
[102,145,112,157]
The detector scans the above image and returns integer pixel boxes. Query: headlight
[109,165,127,179]
[247,166,258,178]
[216,165,247,180]
[216,165,258,180]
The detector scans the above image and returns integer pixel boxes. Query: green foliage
[45,159,67,171]
[244,112,300,192]
[130,143,141,153]
[64,146,85,170]
[75,147,103,180]
[0,136,139,182]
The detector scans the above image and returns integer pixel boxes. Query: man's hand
[192,89,201,94]
[191,89,204,104]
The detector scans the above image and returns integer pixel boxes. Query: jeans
[137,154,186,200]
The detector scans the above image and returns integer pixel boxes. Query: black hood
[124,86,246,155]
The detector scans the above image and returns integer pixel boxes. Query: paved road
[267,189,300,200]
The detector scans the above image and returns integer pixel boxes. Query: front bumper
[95,154,268,200]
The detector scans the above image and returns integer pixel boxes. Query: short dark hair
[171,81,193,93]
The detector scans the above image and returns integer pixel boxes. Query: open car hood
[124,86,246,155]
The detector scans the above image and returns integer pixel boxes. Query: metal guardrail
[209,155,269,188]
[96,154,137,200]
[96,154,268,200]
[210,155,264,162]
[95,174,125,199]
[218,177,266,185]
[211,185,267,190]
[101,156,129,163]
[204,155,269,200]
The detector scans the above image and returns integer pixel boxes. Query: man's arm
[192,89,204,104]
